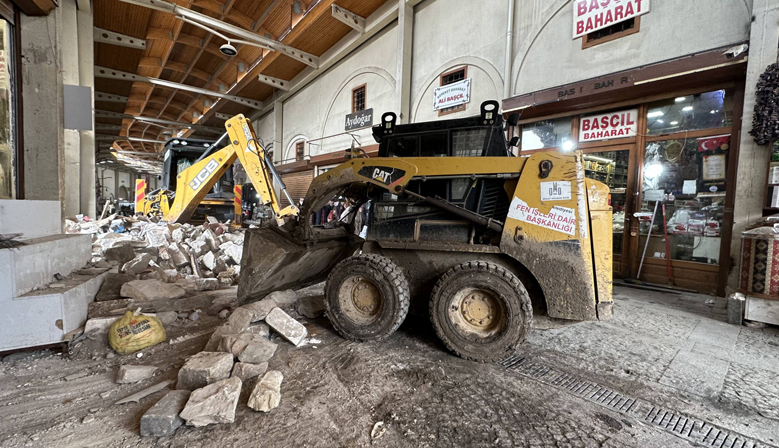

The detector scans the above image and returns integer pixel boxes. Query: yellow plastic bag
[109,311,166,355]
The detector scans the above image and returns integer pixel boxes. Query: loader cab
[160,138,234,198]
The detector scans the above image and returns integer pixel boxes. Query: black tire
[430,261,532,362]
[325,254,410,341]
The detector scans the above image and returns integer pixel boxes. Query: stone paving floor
[0,285,776,447]
[526,285,779,445]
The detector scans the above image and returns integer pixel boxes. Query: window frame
[295,140,305,161]
[438,66,468,117]
[582,16,640,49]
[351,83,366,113]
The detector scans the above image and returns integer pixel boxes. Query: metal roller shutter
[280,170,314,207]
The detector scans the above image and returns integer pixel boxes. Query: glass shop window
[521,117,573,151]
[637,135,730,265]
[645,90,733,136]
[420,132,448,157]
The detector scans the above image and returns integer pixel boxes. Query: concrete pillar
[61,0,81,219]
[727,0,779,291]
[77,2,95,217]
[395,0,412,123]
[21,13,64,206]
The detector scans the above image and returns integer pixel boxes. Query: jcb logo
[372,168,392,183]
[189,159,220,191]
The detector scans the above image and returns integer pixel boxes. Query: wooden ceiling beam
[138,57,162,68]
[191,0,254,29]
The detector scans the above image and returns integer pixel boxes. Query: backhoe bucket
[237,227,359,304]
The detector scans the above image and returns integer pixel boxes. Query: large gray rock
[222,242,243,265]
[180,377,242,427]
[201,229,220,252]
[95,273,135,301]
[201,251,217,271]
[297,295,325,319]
[120,280,186,301]
[122,253,154,275]
[267,290,298,310]
[116,365,158,384]
[231,362,268,382]
[266,307,307,346]
[204,308,254,351]
[189,240,210,257]
[247,370,283,412]
[242,299,276,322]
[104,243,136,264]
[140,390,190,437]
[237,338,277,364]
[177,352,234,391]
[167,243,190,268]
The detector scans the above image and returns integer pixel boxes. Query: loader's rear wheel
[325,254,410,341]
[430,261,532,362]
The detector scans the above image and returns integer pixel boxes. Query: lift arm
[158,114,298,225]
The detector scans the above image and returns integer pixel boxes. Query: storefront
[503,46,747,296]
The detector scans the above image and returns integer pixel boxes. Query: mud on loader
[236,100,613,363]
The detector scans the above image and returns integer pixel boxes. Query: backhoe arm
[165,145,238,223]
[226,114,299,226]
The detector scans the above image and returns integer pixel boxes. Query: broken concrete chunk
[171,228,184,243]
[196,278,219,291]
[242,299,276,322]
[204,308,254,351]
[180,377,242,427]
[176,352,234,391]
[116,365,158,384]
[189,240,209,257]
[115,380,173,405]
[222,243,243,265]
[140,389,190,437]
[121,280,186,301]
[201,229,219,252]
[247,370,283,412]
[266,307,308,346]
[246,322,270,338]
[266,290,298,310]
[231,362,268,383]
[157,311,178,326]
[201,252,217,271]
[122,253,154,275]
[104,243,136,265]
[297,295,325,319]
[237,338,277,364]
[84,316,120,334]
[95,273,136,302]
[167,244,190,268]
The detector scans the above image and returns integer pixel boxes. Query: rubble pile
[87,216,245,294]
[123,289,311,437]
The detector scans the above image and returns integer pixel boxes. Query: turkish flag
[697,135,730,152]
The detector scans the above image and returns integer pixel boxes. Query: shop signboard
[345,108,373,131]
[572,0,650,39]
[578,108,638,142]
[434,78,471,111]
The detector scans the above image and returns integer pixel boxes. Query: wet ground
[0,285,777,448]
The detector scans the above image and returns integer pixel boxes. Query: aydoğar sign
[572,0,650,39]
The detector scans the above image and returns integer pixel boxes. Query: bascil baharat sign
[579,108,638,142]
[573,0,650,39]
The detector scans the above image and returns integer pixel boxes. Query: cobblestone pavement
[0,285,776,447]
[526,286,779,446]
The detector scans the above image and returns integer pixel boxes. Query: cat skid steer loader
[235,100,614,363]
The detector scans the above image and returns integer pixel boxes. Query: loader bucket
[237,227,360,304]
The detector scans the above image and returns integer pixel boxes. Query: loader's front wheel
[430,261,532,362]
[325,254,410,341]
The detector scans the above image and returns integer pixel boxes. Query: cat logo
[372,168,393,183]
[189,158,220,191]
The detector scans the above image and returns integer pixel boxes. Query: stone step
[0,199,62,238]
[0,272,106,351]
[0,234,92,302]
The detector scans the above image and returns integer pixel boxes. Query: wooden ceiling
[93,0,388,156]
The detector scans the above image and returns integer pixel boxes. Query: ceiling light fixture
[647,111,664,118]
[682,106,693,112]
[675,97,686,102]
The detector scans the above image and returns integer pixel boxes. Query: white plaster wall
[253,113,275,156]
[513,0,752,95]
[280,25,398,160]
[117,171,132,200]
[410,0,507,122]
[98,168,115,200]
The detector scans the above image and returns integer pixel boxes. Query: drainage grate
[499,356,771,448]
